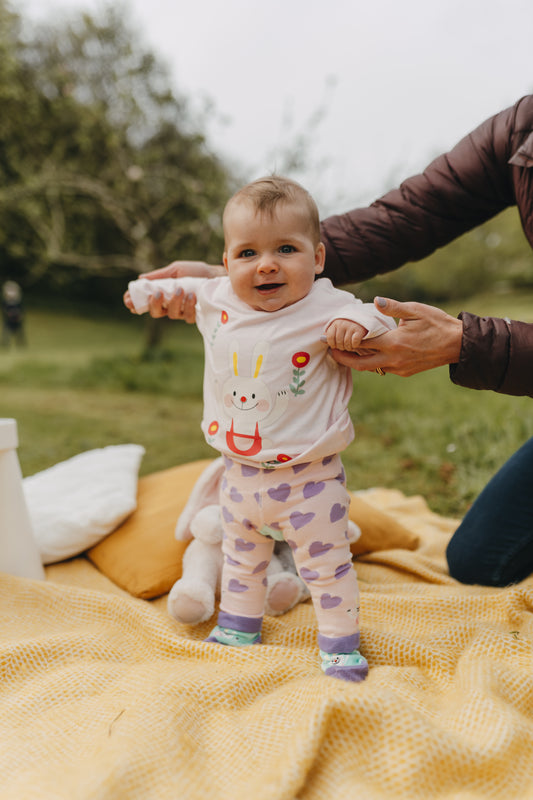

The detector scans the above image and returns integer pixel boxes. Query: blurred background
[18,0,533,213]
[2,0,533,515]
[6,0,533,304]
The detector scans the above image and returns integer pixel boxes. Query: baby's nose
[258,257,278,272]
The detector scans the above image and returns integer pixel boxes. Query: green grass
[1,291,532,518]
[0,306,211,476]
[345,368,533,517]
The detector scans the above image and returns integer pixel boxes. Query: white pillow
[23,445,145,564]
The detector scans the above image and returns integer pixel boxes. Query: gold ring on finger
[375,367,386,376]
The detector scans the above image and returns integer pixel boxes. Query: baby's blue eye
[279,244,295,253]
[239,249,255,258]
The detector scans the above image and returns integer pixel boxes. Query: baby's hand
[123,290,135,312]
[325,319,368,351]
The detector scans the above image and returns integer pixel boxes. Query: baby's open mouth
[256,283,283,293]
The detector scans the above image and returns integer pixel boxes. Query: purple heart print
[303,481,325,499]
[268,484,291,503]
[290,511,315,530]
[320,593,342,609]
[228,579,249,593]
[235,538,256,551]
[330,503,346,523]
[309,540,334,558]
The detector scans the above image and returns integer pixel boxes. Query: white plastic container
[0,419,45,580]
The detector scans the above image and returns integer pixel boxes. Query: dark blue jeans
[446,437,533,586]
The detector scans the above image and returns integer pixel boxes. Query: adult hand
[331,297,463,377]
[123,261,224,323]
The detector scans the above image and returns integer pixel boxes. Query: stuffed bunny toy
[167,458,361,624]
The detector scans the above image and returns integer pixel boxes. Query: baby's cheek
[256,399,269,412]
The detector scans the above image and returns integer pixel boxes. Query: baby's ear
[223,253,229,272]
[314,242,326,274]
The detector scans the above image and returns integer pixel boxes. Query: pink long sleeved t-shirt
[128,276,395,469]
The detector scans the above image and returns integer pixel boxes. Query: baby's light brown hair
[223,175,321,245]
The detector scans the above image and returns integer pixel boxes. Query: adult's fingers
[165,288,197,323]
[330,349,385,372]
[374,296,425,320]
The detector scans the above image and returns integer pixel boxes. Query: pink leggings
[218,454,360,653]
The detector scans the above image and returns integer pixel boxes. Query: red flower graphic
[292,351,310,368]
[208,421,219,436]
[276,454,292,463]
[221,310,228,324]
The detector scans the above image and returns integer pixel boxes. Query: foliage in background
[354,207,533,303]
[0,0,233,308]
[2,0,532,319]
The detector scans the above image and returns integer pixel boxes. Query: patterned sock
[319,649,368,683]
[205,625,261,646]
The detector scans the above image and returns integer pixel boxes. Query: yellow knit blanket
[2,488,533,799]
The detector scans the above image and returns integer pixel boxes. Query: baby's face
[223,200,325,312]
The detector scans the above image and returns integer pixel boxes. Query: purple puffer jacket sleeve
[450,312,533,397]
[320,103,519,284]
[320,96,533,398]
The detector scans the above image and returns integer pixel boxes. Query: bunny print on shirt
[222,341,289,458]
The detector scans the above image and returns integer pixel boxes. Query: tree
[0,2,232,310]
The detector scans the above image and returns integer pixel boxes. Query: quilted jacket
[320,95,533,397]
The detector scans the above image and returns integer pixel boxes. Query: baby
[127,175,395,682]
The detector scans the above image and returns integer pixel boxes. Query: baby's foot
[205,625,261,646]
[320,649,368,682]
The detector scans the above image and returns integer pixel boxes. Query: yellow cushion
[87,460,213,599]
[349,494,419,556]
[88,459,418,598]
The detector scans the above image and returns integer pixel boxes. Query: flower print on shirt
[290,351,310,396]
[210,309,229,346]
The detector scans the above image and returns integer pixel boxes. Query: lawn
[1,290,532,519]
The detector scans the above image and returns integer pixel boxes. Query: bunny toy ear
[174,458,226,542]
